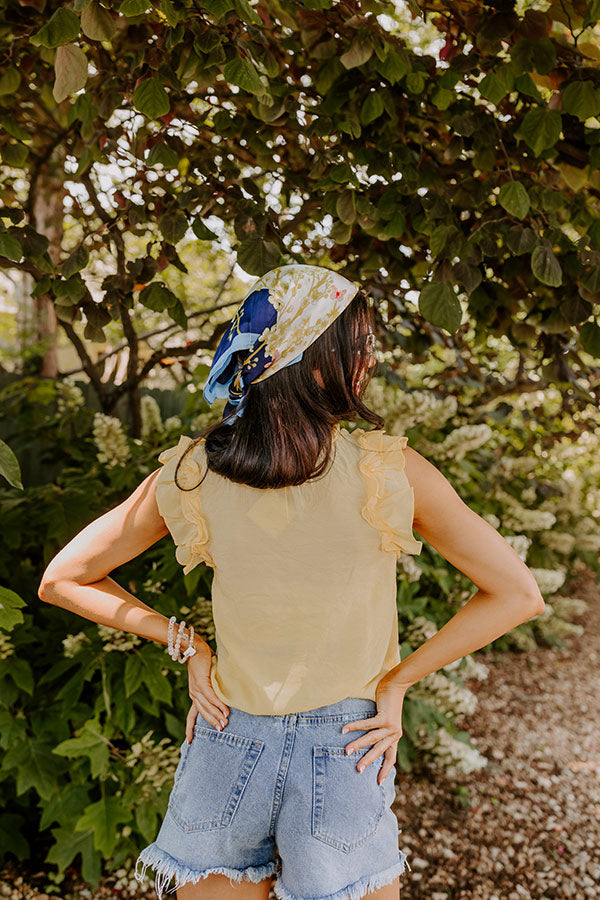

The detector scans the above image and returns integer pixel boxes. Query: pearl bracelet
[167,615,197,663]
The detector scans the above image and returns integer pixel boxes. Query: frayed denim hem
[134,843,279,900]
[273,852,411,900]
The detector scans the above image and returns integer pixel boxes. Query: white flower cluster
[164,415,183,432]
[363,380,458,432]
[414,725,488,776]
[0,632,15,660]
[482,512,501,528]
[192,595,216,642]
[576,534,600,552]
[123,730,180,800]
[56,381,85,414]
[491,456,538,478]
[507,625,538,652]
[415,424,493,461]
[410,671,478,718]
[97,624,142,652]
[534,603,584,641]
[190,409,220,432]
[501,504,557,533]
[404,615,438,643]
[62,631,89,658]
[397,554,422,582]
[92,413,131,468]
[444,654,489,681]
[503,534,532,562]
[541,530,577,554]
[529,567,567,596]
[549,595,588,619]
[141,395,163,439]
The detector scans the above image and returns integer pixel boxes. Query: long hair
[174,289,384,490]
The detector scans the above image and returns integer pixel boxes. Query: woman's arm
[385,446,546,688]
[37,468,201,652]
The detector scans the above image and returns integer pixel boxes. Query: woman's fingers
[378,744,398,786]
[353,735,399,774]
[344,726,390,756]
[341,713,382,734]
[189,674,230,719]
[189,692,228,731]
[185,703,199,743]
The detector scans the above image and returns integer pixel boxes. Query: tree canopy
[1,0,600,424]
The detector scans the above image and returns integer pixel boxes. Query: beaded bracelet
[167,615,197,663]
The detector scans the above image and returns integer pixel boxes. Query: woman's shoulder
[342,425,409,455]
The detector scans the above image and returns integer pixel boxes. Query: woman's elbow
[38,570,62,604]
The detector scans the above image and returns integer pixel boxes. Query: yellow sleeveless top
[154,424,423,715]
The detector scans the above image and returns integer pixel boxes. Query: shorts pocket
[311,745,386,853]
[168,726,264,833]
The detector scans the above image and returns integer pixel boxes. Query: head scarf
[203,264,359,422]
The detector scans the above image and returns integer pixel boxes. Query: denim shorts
[134,696,410,900]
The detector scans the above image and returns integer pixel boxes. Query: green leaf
[161,0,181,25]
[531,241,562,286]
[135,803,158,843]
[10,659,34,694]
[75,796,132,857]
[405,72,425,94]
[40,782,91,830]
[517,107,561,157]
[119,0,149,14]
[3,737,64,799]
[46,823,101,885]
[0,586,26,630]
[432,87,453,110]
[192,218,218,240]
[159,210,188,244]
[375,50,410,85]
[223,57,263,94]
[430,224,457,257]
[53,44,88,103]
[167,297,187,328]
[133,78,170,118]
[561,81,600,122]
[330,219,352,243]
[81,1,117,41]
[61,244,89,278]
[360,91,384,125]
[382,212,405,240]
[0,67,21,96]
[0,144,28,167]
[336,190,356,225]
[200,0,235,16]
[53,721,110,778]
[139,282,178,311]
[580,321,600,357]
[237,236,280,275]
[0,232,22,261]
[233,0,262,25]
[418,281,462,333]
[478,66,514,105]
[124,654,144,697]
[0,814,29,861]
[497,181,530,219]
[341,35,373,69]
[30,9,80,48]
[146,142,179,168]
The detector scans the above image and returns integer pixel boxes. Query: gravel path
[394,567,600,900]
[2,569,598,900]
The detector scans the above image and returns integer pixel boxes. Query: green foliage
[0,0,599,398]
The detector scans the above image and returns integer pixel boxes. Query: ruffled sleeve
[154,435,215,574]
[352,427,423,558]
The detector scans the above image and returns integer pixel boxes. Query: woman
[38,263,545,900]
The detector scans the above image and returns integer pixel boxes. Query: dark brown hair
[174,289,384,490]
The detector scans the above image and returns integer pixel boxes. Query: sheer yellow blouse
[154,424,423,716]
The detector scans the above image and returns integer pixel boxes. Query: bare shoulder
[402,445,543,601]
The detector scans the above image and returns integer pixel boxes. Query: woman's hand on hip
[341,677,411,784]
[185,639,229,743]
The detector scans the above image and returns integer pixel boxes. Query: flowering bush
[0,372,597,890]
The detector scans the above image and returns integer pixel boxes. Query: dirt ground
[393,567,600,900]
[1,570,598,900]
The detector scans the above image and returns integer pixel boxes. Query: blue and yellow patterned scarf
[203,264,358,422]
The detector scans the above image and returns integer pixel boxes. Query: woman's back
[155,424,423,715]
